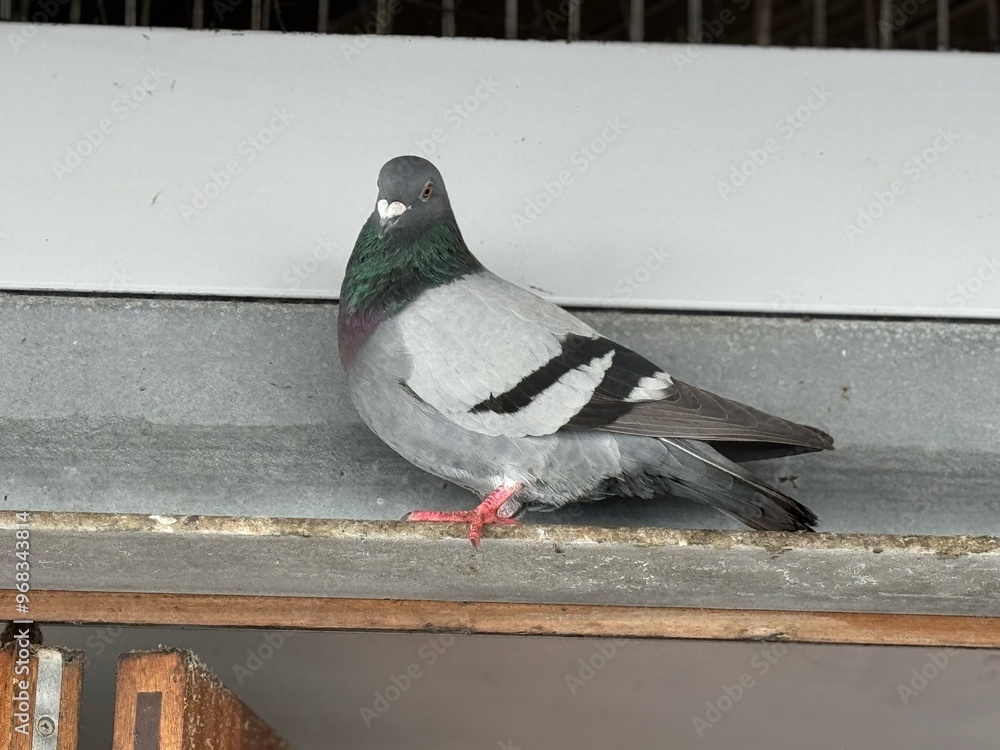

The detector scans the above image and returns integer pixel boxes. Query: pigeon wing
[397,272,832,452]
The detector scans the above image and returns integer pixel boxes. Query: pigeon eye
[419,181,433,201]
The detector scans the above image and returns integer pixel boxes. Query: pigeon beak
[377,199,408,227]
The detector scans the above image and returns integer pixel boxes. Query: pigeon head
[374,155,453,238]
[339,156,484,325]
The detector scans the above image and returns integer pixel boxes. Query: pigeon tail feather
[662,438,818,532]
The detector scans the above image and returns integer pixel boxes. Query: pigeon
[338,155,833,547]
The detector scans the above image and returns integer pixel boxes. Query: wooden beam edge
[5,590,1000,649]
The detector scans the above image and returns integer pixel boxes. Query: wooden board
[11,590,1000,648]
[112,649,292,750]
[0,643,84,750]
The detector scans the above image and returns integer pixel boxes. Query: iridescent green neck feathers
[340,213,484,318]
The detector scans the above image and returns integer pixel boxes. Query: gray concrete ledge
[2,512,998,616]
[1,293,999,537]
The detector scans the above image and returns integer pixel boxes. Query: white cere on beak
[377,199,408,221]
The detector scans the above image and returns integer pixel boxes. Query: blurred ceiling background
[2,0,998,51]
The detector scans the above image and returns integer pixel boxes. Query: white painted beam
[1,25,999,318]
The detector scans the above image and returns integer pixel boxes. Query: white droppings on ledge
[148,514,178,526]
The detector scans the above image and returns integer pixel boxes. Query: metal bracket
[31,649,63,750]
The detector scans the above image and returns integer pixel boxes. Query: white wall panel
[1,23,998,316]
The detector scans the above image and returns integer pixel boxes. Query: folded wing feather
[397,273,832,452]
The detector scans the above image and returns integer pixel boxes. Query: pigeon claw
[405,483,522,547]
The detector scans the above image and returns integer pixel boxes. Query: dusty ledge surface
[2,511,997,617]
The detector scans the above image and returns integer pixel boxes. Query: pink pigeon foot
[406,484,522,547]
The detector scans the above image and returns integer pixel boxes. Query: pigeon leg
[406,483,522,547]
